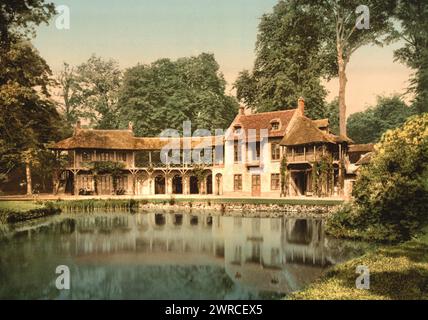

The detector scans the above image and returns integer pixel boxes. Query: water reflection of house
[52,213,333,294]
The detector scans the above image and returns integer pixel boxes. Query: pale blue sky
[34,0,412,115]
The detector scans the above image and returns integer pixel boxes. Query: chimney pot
[298,97,305,114]
[239,105,245,115]
[74,120,81,136]
[128,121,133,131]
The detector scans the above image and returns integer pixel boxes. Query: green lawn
[289,226,428,300]
[0,201,43,211]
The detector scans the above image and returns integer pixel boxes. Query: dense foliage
[328,114,428,242]
[393,0,428,114]
[117,53,238,136]
[347,95,415,143]
[0,0,63,191]
[57,55,123,129]
[233,0,333,119]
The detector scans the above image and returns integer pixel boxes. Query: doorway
[251,174,261,196]
[172,175,183,194]
[155,175,165,194]
[206,174,212,194]
[190,176,199,194]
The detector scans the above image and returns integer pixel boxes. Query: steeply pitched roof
[228,109,296,140]
[280,115,335,146]
[313,119,329,128]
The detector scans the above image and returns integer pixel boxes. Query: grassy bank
[290,226,428,300]
[0,201,43,211]
[0,203,61,224]
[54,199,140,211]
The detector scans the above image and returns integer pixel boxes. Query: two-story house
[51,98,367,198]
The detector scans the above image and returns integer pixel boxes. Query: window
[271,173,280,190]
[295,146,305,154]
[234,142,241,163]
[271,121,280,130]
[271,143,280,161]
[249,141,260,161]
[81,151,92,162]
[255,141,260,159]
[117,151,127,162]
[234,174,242,191]
[234,125,242,134]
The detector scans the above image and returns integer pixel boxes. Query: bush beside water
[327,114,428,243]
[0,203,60,224]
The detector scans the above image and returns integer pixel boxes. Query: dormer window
[270,120,280,131]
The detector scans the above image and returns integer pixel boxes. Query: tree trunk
[337,44,348,137]
[25,160,32,195]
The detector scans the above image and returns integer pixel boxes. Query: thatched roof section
[227,109,295,140]
[280,116,335,146]
[134,136,224,150]
[51,128,223,150]
[52,129,135,150]
[349,143,375,153]
[328,134,354,144]
[314,118,329,128]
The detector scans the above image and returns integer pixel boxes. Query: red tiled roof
[227,109,296,140]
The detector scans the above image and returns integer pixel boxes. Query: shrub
[333,114,428,242]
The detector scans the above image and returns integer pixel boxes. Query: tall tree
[305,0,397,136]
[69,55,122,129]
[234,0,335,119]
[0,1,61,194]
[118,53,238,136]
[0,42,62,194]
[57,62,84,126]
[393,0,428,113]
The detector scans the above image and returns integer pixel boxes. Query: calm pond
[0,211,368,299]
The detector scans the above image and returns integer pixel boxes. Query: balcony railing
[287,151,340,163]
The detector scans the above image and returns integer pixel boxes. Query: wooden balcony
[287,151,340,163]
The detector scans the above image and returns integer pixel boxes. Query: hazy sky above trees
[34,0,412,116]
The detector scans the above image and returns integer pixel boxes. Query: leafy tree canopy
[57,55,123,129]
[347,95,415,144]
[0,0,55,48]
[117,53,238,136]
[393,0,428,113]
[0,41,63,184]
[234,0,334,119]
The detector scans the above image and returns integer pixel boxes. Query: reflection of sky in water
[0,212,367,299]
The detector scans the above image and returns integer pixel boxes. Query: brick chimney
[298,97,305,115]
[239,105,245,115]
[74,120,81,135]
